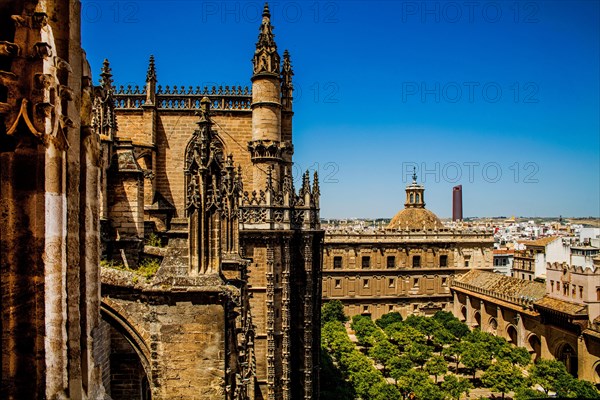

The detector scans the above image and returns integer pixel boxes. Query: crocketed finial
[99,59,113,89]
[146,55,157,82]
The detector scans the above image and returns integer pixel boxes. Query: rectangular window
[333,256,342,269]
[387,256,395,269]
[388,278,395,288]
[412,256,421,268]
[465,260,469,268]
[363,305,369,313]
[442,277,447,286]
[413,278,419,287]
[335,279,341,289]
[597,288,600,301]
[388,305,394,312]
[550,280,554,292]
[579,286,584,299]
[440,255,448,268]
[522,273,525,280]
[362,256,370,269]
[363,278,369,288]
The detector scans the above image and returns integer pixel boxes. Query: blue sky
[81,0,600,219]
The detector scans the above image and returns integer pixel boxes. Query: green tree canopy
[481,360,525,399]
[461,341,493,379]
[529,359,575,397]
[425,355,448,383]
[413,379,445,400]
[385,323,426,349]
[376,311,403,329]
[441,374,472,400]
[388,355,415,383]
[322,321,354,359]
[566,378,600,399]
[340,350,373,374]
[319,346,355,400]
[443,340,468,372]
[406,342,434,368]
[369,339,399,371]
[351,315,379,346]
[496,344,531,366]
[321,300,348,325]
[395,369,430,399]
[368,382,403,400]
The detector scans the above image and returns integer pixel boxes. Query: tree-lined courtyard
[320,300,600,400]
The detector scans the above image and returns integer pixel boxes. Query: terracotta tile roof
[455,270,546,300]
[519,236,559,248]
[534,296,588,316]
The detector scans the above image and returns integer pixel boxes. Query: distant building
[493,249,514,276]
[322,172,494,320]
[513,236,570,281]
[581,227,600,248]
[570,245,600,269]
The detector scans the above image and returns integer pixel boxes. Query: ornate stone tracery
[185,97,243,275]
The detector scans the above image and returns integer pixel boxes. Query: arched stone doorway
[556,343,578,377]
[100,304,152,400]
[507,325,518,344]
[528,334,541,362]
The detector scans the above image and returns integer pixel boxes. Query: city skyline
[81,0,600,219]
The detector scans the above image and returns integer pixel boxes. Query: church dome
[387,207,443,230]
[386,168,443,230]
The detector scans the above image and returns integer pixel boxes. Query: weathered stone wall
[114,110,254,219]
[101,292,228,400]
[0,1,104,398]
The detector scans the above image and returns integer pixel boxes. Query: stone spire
[146,54,157,81]
[99,59,113,90]
[145,55,157,104]
[281,49,293,110]
[92,59,117,139]
[252,2,280,75]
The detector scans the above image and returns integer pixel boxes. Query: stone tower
[96,2,323,399]
[0,0,105,398]
[241,5,323,398]
[249,3,293,190]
